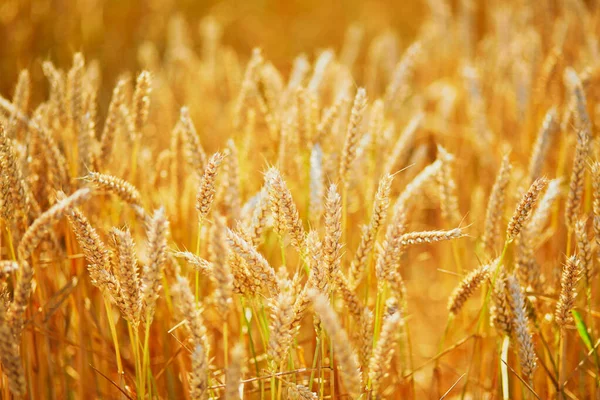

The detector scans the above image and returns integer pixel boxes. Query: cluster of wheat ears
[3,1,600,399]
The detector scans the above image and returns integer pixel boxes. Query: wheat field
[1,0,599,398]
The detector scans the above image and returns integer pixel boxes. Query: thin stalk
[501,336,510,400]
[308,332,321,390]
[240,298,262,397]
[103,297,124,385]
[140,312,152,400]
[329,336,335,400]
[320,334,326,399]
[373,283,389,348]
[558,328,567,399]
[462,241,510,399]
[195,220,203,303]
[128,322,141,390]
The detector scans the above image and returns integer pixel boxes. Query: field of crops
[0,0,598,398]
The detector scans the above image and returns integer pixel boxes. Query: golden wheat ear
[447,261,491,315]
[506,177,548,242]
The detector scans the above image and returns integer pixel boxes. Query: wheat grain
[196,152,226,222]
[482,154,512,255]
[448,262,491,315]
[555,255,582,327]
[349,173,393,289]
[506,274,537,382]
[339,88,368,188]
[506,177,548,242]
[225,343,245,399]
[309,290,362,398]
[141,207,169,323]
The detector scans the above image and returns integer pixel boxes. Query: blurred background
[0,0,427,105]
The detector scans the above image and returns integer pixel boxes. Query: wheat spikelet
[437,146,461,226]
[462,65,493,148]
[172,275,209,349]
[189,344,209,400]
[268,290,295,365]
[0,122,32,230]
[534,47,561,102]
[174,251,212,275]
[286,383,317,400]
[171,276,209,344]
[383,112,423,174]
[141,207,169,323]
[375,207,408,286]
[86,172,143,209]
[309,290,362,398]
[99,78,128,165]
[291,231,325,328]
[506,274,537,382]
[172,276,210,400]
[335,272,364,320]
[309,143,325,225]
[356,306,374,369]
[305,234,325,295]
[396,159,442,210]
[225,343,245,399]
[233,48,263,130]
[226,228,279,296]
[555,255,582,327]
[564,68,591,132]
[316,95,344,142]
[339,87,367,188]
[575,219,593,284]
[565,127,589,229]
[564,69,590,230]
[592,162,600,269]
[259,62,284,124]
[266,167,306,252]
[482,154,512,255]
[223,139,242,222]
[6,261,34,338]
[132,71,152,137]
[18,188,92,260]
[243,185,270,247]
[349,173,393,288]
[506,177,548,242]
[0,300,26,396]
[196,151,226,222]
[490,267,512,336]
[7,69,30,140]
[368,305,402,395]
[67,207,121,301]
[400,228,463,248]
[109,227,141,325]
[448,262,491,315]
[323,184,342,279]
[385,41,421,108]
[180,106,207,174]
[28,113,70,191]
[307,49,334,92]
[527,108,558,182]
[67,52,85,135]
[42,61,67,127]
[209,214,233,316]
